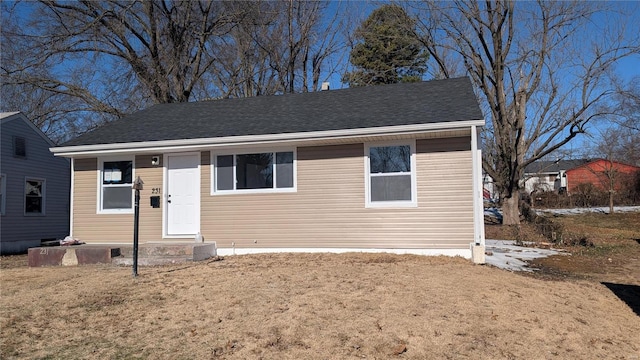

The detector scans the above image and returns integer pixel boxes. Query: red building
[566,159,640,193]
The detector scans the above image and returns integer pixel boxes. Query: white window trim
[365,140,418,208]
[97,156,135,214]
[210,148,297,195]
[0,173,6,215]
[24,177,46,216]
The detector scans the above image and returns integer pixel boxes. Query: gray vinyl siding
[0,115,70,254]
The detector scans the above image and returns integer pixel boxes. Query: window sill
[98,209,134,215]
[365,201,418,209]
[212,188,297,196]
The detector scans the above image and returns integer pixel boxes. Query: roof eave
[51,119,485,157]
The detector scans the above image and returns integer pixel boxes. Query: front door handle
[167,194,171,203]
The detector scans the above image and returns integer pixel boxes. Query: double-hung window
[99,158,134,213]
[213,150,295,194]
[366,141,416,207]
[25,178,45,215]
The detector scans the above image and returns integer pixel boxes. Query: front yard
[1,250,639,359]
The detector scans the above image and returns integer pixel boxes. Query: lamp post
[132,176,144,277]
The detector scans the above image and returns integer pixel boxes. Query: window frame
[24,177,46,216]
[97,156,135,214]
[0,174,6,215]
[210,149,297,195]
[365,140,417,208]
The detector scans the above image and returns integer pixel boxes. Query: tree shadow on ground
[602,282,640,316]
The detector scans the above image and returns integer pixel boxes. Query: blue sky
[3,0,638,156]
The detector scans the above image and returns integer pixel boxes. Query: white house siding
[200,137,473,250]
[523,174,558,194]
[0,115,70,254]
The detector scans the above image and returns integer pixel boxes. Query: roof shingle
[62,77,483,147]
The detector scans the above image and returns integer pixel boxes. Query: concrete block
[471,244,486,264]
[76,248,114,265]
[29,246,118,267]
[61,249,78,266]
[193,242,217,261]
[28,247,66,267]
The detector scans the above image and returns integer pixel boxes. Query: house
[50,77,486,261]
[0,112,70,254]
[565,159,640,194]
[523,159,590,194]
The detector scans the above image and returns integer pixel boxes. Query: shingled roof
[61,77,482,147]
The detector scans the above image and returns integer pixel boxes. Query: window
[13,136,26,158]
[366,141,416,207]
[25,178,45,215]
[0,174,5,215]
[99,158,134,212]
[213,150,295,194]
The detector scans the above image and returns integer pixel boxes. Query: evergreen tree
[343,5,427,86]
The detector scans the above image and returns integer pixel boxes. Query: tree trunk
[502,194,520,225]
[609,190,615,214]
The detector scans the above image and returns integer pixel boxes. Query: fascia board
[51,119,485,157]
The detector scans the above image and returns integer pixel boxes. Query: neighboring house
[523,159,590,194]
[483,173,496,202]
[565,159,640,194]
[0,112,70,254]
[50,77,486,259]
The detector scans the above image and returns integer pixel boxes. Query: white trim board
[215,247,472,259]
[51,120,485,157]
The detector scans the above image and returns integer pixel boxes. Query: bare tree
[581,121,640,214]
[593,129,623,214]
[2,1,350,141]
[613,76,640,133]
[1,1,240,141]
[409,0,640,224]
[212,1,348,98]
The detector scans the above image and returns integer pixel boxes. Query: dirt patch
[527,212,640,285]
[485,212,640,285]
[485,223,548,244]
[1,252,639,359]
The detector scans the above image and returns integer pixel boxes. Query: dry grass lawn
[1,252,639,359]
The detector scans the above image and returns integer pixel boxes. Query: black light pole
[132,176,144,277]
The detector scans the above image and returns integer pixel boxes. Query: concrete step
[118,243,215,258]
[112,256,195,266]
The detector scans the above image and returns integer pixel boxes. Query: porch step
[112,243,217,266]
[118,244,197,257]
[112,256,194,266]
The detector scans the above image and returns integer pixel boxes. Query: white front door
[166,153,200,236]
